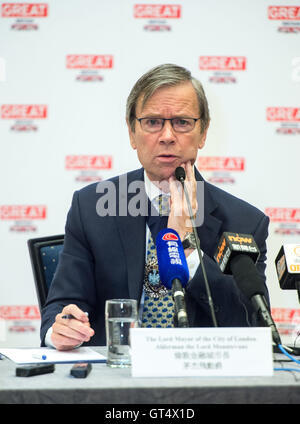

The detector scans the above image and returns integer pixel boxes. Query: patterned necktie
[141,195,175,328]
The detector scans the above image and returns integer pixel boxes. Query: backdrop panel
[0,0,299,346]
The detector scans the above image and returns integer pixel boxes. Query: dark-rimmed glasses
[136,117,200,133]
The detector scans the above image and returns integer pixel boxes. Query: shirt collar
[143,170,170,202]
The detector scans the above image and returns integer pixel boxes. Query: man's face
[127,81,208,182]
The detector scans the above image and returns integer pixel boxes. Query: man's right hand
[51,304,95,351]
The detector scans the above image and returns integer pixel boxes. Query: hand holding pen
[51,304,95,351]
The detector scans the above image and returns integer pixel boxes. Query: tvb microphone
[156,228,189,327]
[175,166,218,327]
[214,232,282,346]
[275,244,300,303]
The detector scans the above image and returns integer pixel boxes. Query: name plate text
[130,327,273,377]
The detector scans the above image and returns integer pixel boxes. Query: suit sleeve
[185,214,270,327]
[40,190,97,346]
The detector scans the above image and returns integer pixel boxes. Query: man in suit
[41,64,269,350]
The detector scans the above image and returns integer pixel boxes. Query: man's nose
[158,120,176,144]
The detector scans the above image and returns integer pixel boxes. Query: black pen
[61,314,75,319]
[62,312,89,320]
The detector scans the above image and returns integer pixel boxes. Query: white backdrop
[0,0,299,347]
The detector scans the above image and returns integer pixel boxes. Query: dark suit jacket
[41,167,270,346]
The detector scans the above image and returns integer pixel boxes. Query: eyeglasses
[136,117,200,133]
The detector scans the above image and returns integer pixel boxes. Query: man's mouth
[157,154,178,162]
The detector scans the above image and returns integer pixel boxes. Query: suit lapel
[115,168,146,301]
[194,168,222,258]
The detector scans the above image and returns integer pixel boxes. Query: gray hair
[126,64,210,134]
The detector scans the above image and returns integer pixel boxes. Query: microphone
[275,244,300,303]
[156,228,189,327]
[175,166,218,327]
[175,167,194,222]
[214,232,282,346]
[214,232,260,273]
[175,166,185,183]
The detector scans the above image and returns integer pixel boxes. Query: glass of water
[105,299,138,367]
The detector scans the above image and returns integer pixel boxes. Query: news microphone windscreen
[229,254,266,298]
[214,232,260,274]
[156,228,189,290]
[275,244,300,290]
[175,166,186,182]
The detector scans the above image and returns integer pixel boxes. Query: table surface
[1,347,300,404]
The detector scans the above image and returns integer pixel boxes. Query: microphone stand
[176,167,218,327]
[172,278,189,328]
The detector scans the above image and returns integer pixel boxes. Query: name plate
[130,327,273,377]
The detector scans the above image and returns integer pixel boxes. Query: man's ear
[126,119,137,150]
[198,121,210,150]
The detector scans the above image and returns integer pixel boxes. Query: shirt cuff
[45,324,83,350]
[44,326,56,348]
[186,248,201,280]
